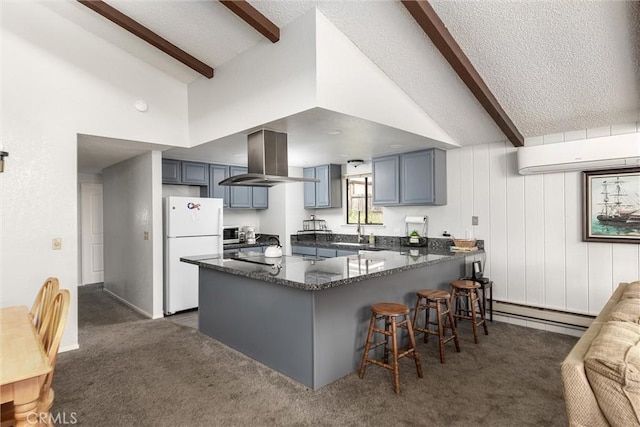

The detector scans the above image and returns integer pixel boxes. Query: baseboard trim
[493,300,594,329]
[102,287,154,319]
[59,344,80,353]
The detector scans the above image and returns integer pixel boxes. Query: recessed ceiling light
[327,130,342,135]
[390,144,403,149]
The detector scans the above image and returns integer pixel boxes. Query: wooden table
[1,306,51,426]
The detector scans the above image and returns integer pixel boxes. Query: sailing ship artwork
[583,168,640,243]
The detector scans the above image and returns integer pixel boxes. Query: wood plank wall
[448,122,640,327]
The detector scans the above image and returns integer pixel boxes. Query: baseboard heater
[493,300,595,329]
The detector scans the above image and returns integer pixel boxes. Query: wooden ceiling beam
[219,1,280,43]
[78,0,214,78]
[401,0,524,147]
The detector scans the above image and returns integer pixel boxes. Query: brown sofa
[561,281,640,426]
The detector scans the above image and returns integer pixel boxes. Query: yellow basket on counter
[452,239,477,248]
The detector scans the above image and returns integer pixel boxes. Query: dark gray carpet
[53,285,577,426]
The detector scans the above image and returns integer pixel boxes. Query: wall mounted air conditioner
[517,132,640,175]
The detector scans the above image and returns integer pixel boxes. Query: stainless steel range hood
[219,129,320,187]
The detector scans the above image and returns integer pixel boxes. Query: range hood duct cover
[219,129,320,187]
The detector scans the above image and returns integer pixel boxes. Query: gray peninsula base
[198,258,464,390]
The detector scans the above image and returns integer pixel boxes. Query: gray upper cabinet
[229,166,252,208]
[252,186,268,209]
[373,149,446,206]
[209,164,229,207]
[372,155,400,205]
[303,168,316,208]
[162,159,208,186]
[181,161,209,186]
[163,160,268,209]
[228,166,268,209]
[162,159,181,184]
[303,164,342,209]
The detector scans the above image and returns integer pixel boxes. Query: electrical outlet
[472,216,479,226]
[143,231,150,240]
[52,238,62,250]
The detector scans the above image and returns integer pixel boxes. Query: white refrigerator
[164,196,223,315]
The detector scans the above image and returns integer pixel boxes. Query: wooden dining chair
[29,277,59,338]
[36,289,70,427]
[1,286,67,427]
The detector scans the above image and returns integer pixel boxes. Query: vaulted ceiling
[48,0,639,171]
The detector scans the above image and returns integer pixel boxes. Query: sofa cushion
[608,299,640,324]
[622,282,640,300]
[584,321,640,426]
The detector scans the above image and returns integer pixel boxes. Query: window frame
[345,174,383,225]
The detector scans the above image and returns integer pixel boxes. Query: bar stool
[412,289,460,363]
[450,280,488,344]
[461,260,494,321]
[358,302,423,393]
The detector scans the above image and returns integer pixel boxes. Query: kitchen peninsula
[181,245,482,389]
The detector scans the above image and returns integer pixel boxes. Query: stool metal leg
[477,291,489,336]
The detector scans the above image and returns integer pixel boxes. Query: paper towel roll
[405,216,426,223]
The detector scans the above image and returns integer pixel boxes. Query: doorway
[80,182,104,285]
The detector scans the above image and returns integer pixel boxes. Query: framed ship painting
[583,168,640,243]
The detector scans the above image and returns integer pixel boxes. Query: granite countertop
[181,247,483,291]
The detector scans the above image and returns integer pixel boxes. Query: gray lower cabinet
[372,149,446,206]
[162,159,181,184]
[209,164,229,207]
[291,246,317,257]
[336,249,357,257]
[303,164,342,209]
[316,248,337,258]
[181,161,209,186]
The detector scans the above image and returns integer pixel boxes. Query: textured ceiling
[42,0,640,170]
[431,0,640,137]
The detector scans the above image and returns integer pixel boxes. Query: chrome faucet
[357,211,364,243]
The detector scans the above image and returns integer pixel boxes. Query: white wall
[188,8,318,145]
[314,10,456,148]
[103,151,163,318]
[1,2,188,349]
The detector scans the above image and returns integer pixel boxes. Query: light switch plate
[52,238,62,250]
[143,231,150,240]
[472,216,479,226]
